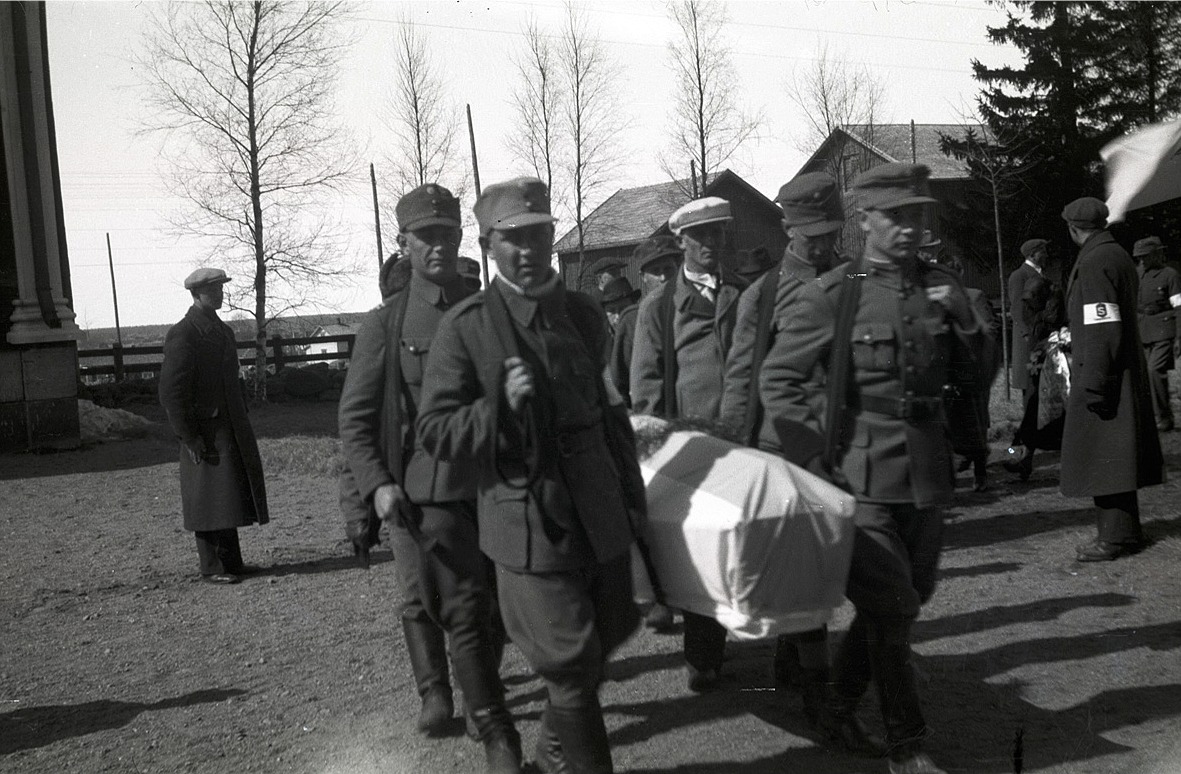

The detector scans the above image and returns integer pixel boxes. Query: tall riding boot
[401,617,453,734]
[773,634,802,692]
[817,615,885,757]
[545,700,613,774]
[534,704,573,774]
[470,704,523,774]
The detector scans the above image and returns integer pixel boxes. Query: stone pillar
[0,1,80,451]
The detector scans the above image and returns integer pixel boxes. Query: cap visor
[863,194,938,210]
[639,252,682,271]
[401,216,462,232]
[673,215,733,234]
[494,213,558,232]
[792,219,845,237]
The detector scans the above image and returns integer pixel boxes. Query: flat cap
[775,172,844,236]
[1133,236,1164,257]
[1061,197,1108,229]
[633,235,682,272]
[851,163,937,211]
[184,267,231,290]
[1020,238,1049,258]
[669,196,732,235]
[397,183,462,232]
[474,177,557,235]
[600,276,639,307]
[589,255,627,276]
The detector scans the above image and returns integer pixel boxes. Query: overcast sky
[47,0,1019,330]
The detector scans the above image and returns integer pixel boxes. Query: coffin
[631,416,856,640]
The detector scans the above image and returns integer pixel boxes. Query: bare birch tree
[662,0,762,199]
[784,40,888,160]
[139,1,357,395]
[508,16,562,194]
[557,3,621,290]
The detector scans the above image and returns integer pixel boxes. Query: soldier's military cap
[589,256,627,276]
[775,172,844,236]
[458,256,482,278]
[184,267,231,290]
[397,183,462,232]
[633,235,682,272]
[668,196,732,235]
[1061,197,1108,229]
[850,163,937,210]
[474,177,557,235]
[1133,236,1164,257]
[600,276,639,308]
[1020,238,1049,258]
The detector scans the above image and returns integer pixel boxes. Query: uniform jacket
[1060,230,1164,497]
[720,248,825,449]
[1136,264,1181,343]
[415,278,644,573]
[159,305,268,531]
[338,271,476,512]
[1008,261,1046,391]
[608,303,638,407]
[759,257,992,509]
[630,267,745,420]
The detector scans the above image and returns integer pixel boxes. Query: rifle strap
[822,260,864,472]
[742,269,780,445]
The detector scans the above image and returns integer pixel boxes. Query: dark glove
[185,436,208,464]
[1086,393,1118,421]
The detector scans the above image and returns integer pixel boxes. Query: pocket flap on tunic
[852,322,894,343]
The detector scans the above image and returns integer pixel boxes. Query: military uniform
[1060,200,1164,560]
[760,164,990,774]
[338,184,519,771]
[1133,236,1181,429]
[416,178,644,774]
[159,269,268,583]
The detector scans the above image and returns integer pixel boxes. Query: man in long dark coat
[1060,198,1164,561]
[338,184,521,773]
[159,268,268,585]
[1004,238,1055,477]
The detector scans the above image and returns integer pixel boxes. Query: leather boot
[797,666,830,727]
[545,702,613,774]
[534,706,572,774]
[470,705,523,774]
[772,634,802,692]
[401,617,453,734]
[816,690,887,758]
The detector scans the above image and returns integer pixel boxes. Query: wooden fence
[77,333,356,381]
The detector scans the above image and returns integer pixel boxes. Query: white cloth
[683,267,718,303]
[630,418,856,640]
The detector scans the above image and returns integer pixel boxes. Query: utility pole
[106,232,122,347]
[466,104,490,288]
[370,163,384,274]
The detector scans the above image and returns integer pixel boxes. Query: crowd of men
[158,162,1170,774]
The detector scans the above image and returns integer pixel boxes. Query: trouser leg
[682,612,727,672]
[1145,342,1174,423]
[194,528,242,575]
[1095,491,1142,546]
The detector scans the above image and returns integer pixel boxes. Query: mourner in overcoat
[629,196,747,693]
[760,164,992,774]
[1007,240,1049,395]
[634,235,683,296]
[1060,198,1164,562]
[337,184,522,773]
[159,268,268,585]
[601,276,640,407]
[1133,236,1181,431]
[416,177,646,774]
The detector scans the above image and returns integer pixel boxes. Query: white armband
[1170,293,1181,308]
[1082,302,1121,325]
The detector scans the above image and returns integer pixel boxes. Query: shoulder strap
[741,270,781,445]
[659,276,679,418]
[823,260,864,472]
[380,290,412,486]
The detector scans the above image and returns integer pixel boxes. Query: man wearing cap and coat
[159,268,268,585]
[1060,198,1163,562]
[600,276,641,407]
[761,163,991,774]
[630,196,748,693]
[635,235,682,296]
[1133,236,1181,431]
[338,184,521,773]
[416,177,646,774]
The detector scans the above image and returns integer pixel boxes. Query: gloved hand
[1086,392,1118,421]
[185,436,208,465]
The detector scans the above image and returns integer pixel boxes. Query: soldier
[1060,198,1164,561]
[159,268,268,585]
[600,276,641,408]
[717,172,875,741]
[1133,236,1181,432]
[338,184,521,773]
[631,196,747,692]
[733,245,777,285]
[634,235,682,296]
[416,177,646,774]
[760,163,992,774]
[1004,237,1054,478]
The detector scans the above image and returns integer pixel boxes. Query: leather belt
[859,394,945,420]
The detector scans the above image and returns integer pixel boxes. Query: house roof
[553,169,779,254]
[799,124,988,180]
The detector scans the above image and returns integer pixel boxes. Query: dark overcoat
[630,269,744,420]
[159,305,268,531]
[608,303,638,407]
[415,280,645,573]
[1060,231,1164,497]
[1008,261,1043,391]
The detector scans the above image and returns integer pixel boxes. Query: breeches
[1144,341,1174,421]
[496,552,640,709]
